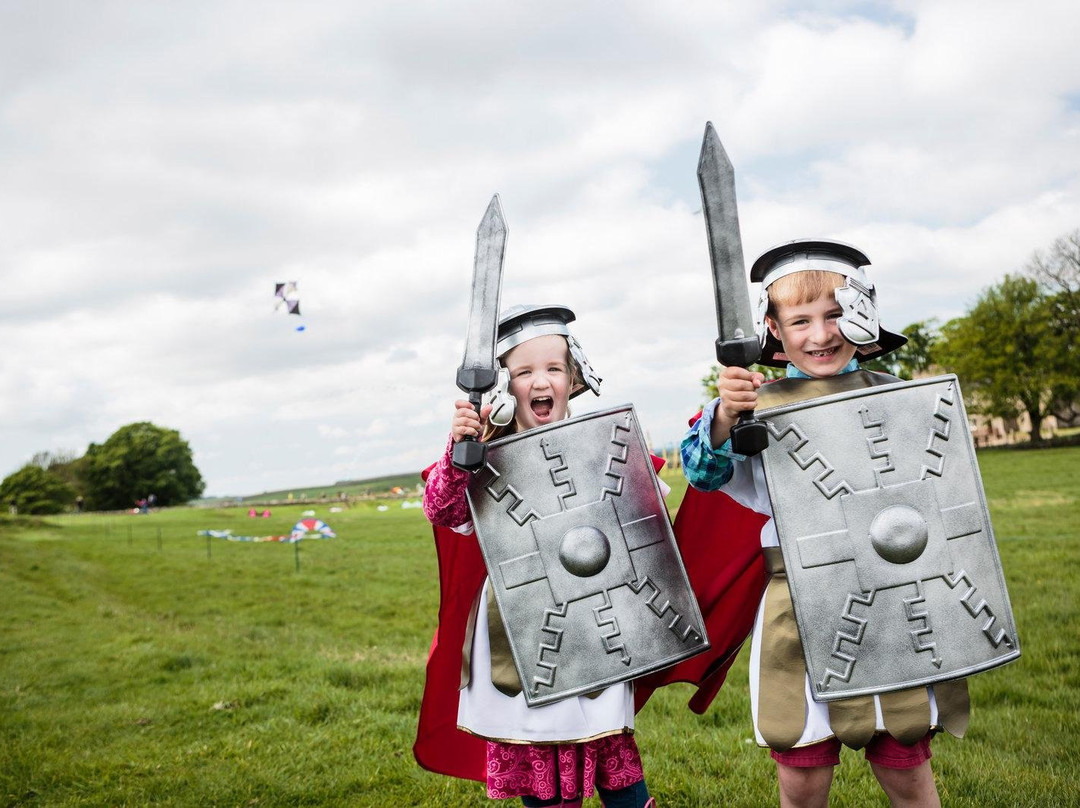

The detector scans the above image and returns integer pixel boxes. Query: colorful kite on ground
[198,518,336,544]
[290,518,336,541]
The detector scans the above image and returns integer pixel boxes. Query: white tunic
[457,580,635,743]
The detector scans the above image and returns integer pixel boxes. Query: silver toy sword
[452,194,508,471]
[697,122,768,456]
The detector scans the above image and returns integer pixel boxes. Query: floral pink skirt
[485,733,644,800]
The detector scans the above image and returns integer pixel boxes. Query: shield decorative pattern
[759,375,1020,702]
[467,405,709,707]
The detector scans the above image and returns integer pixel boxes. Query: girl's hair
[480,336,583,443]
[766,270,845,317]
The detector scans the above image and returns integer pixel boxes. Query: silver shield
[759,375,1020,702]
[467,405,709,707]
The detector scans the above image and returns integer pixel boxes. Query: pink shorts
[771,732,933,770]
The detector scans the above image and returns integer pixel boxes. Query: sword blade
[697,122,756,346]
[457,194,508,393]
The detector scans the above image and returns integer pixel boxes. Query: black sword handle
[451,391,487,471]
[717,336,768,457]
[451,366,497,471]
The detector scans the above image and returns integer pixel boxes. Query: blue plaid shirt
[681,359,860,492]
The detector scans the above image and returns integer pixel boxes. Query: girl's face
[766,292,857,378]
[503,334,572,432]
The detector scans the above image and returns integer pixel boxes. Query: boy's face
[766,292,858,378]
[504,334,572,431]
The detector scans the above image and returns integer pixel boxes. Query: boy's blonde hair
[766,270,845,318]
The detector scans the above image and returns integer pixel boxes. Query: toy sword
[697,122,768,456]
[452,194,508,471]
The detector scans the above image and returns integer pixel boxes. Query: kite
[274,282,306,331]
[198,519,336,544]
[289,518,336,541]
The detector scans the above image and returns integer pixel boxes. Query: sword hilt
[730,410,768,457]
[716,335,768,457]
[716,336,760,368]
[451,370,494,471]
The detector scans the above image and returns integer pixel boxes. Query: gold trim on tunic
[457,724,635,745]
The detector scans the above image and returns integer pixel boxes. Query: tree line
[1,421,204,515]
[700,228,1080,443]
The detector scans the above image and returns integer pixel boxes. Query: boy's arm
[681,398,737,492]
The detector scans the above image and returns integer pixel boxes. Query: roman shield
[467,405,709,707]
[759,375,1020,702]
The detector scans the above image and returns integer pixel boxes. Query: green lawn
[2,447,1078,806]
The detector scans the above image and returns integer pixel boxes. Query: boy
[681,240,969,808]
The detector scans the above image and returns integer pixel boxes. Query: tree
[1026,229,1080,424]
[0,464,75,515]
[932,275,1077,443]
[862,320,940,379]
[1027,228,1080,333]
[82,422,205,510]
[29,449,87,495]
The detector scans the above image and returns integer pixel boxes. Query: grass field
[2,446,1078,807]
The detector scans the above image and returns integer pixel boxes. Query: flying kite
[274,282,306,331]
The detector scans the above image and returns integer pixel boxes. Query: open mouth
[531,396,554,418]
[808,346,840,359]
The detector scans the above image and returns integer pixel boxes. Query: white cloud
[2,1,1079,494]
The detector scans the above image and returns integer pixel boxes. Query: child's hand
[451,400,493,443]
[716,366,765,422]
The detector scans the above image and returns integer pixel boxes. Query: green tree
[932,275,1076,443]
[0,464,75,515]
[1026,228,1080,333]
[29,449,87,495]
[1026,229,1080,425]
[864,320,940,378]
[83,422,205,510]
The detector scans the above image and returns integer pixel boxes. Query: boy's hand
[451,399,492,443]
[716,365,764,423]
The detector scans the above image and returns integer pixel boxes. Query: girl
[415,304,656,808]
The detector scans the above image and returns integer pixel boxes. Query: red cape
[634,483,767,713]
[414,448,767,781]
[635,411,768,713]
[413,464,489,782]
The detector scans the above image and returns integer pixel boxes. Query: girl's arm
[422,435,472,528]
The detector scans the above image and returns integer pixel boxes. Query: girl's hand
[451,400,493,442]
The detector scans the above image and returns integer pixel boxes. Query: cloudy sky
[2,1,1078,497]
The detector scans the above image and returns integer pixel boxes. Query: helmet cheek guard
[835,276,881,346]
[567,334,601,397]
[484,367,515,427]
